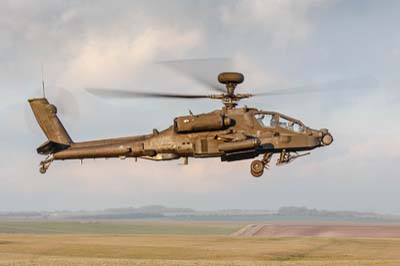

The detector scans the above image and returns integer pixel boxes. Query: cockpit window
[279,116,305,133]
[292,123,305,133]
[255,113,275,127]
[255,112,305,133]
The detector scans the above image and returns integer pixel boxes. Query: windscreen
[279,116,305,133]
[255,113,275,128]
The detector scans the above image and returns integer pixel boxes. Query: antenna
[41,63,46,98]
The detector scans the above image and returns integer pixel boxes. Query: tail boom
[53,143,156,160]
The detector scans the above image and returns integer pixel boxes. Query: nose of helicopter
[318,128,333,146]
[310,128,333,146]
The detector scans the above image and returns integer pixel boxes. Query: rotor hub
[216,72,248,109]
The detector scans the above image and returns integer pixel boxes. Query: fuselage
[53,107,331,162]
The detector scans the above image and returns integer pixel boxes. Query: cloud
[232,53,288,90]
[0,0,206,93]
[61,27,203,88]
[220,0,330,45]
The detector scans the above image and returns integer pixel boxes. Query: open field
[1,234,400,265]
[1,221,400,265]
[0,220,241,235]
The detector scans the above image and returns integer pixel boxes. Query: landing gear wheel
[39,155,53,174]
[250,160,264,177]
[39,166,46,174]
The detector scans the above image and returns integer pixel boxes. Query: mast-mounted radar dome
[218,72,244,85]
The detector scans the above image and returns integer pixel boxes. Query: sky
[1,0,400,213]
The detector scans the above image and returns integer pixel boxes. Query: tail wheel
[39,155,53,174]
[39,166,47,174]
[250,160,264,177]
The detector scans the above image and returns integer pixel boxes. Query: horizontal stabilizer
[37,140,70,155]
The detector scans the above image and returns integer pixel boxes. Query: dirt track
[231,224,400,238]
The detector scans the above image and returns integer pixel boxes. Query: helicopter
[29,71,333,177]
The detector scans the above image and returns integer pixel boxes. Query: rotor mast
[214,72,252,109]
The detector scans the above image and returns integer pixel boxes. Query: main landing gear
[276,149,310,166]
[250,150,311,177]
[250,152,272,177]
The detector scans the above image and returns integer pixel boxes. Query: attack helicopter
[29,71,333,177]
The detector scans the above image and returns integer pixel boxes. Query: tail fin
[28,98,73,145]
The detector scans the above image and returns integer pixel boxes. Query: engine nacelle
[174,114,232,133]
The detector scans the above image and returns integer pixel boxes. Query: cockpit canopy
[254,111,306,133]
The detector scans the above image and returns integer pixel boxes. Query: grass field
[0,220,399,266]
[0,220,240,235]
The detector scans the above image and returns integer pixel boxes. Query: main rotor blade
[86,88,210,99]
[254,76,377,97]
[53,88,80,120]
[158,58,233,93]
[2,88,81,137]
